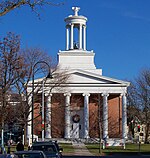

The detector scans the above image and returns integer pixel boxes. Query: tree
[14,47,69,143]
[0,32,69,145]
[0,0,64,17]
[0,32,24,152]
[12,46,54,144]
[0,32,23,125]
[127,68,150,143]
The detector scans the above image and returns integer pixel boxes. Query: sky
[1,0,150,81]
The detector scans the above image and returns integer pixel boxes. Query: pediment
[68,69,129,86]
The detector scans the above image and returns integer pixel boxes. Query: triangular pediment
[68,69,129,86]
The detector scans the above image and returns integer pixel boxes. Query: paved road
[71,142,93,156]
[63,155,150,158]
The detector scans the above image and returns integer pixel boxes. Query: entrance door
[71,109,84,138]
[72,123,79,138]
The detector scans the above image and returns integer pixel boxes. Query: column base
[84,135,90,139]
[45,136,52,139]
[64,136,70,139]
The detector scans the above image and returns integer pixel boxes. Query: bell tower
[57,7,102,75]
[65,7,87,50]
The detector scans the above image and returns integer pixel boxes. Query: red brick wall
[88,94,122,138]
[34,103,42,137]
[51,94,65,138]
[33,93,122,138]
[108,95,122,138]
[89,94,99,137]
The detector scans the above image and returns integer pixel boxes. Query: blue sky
[1,0,150,81]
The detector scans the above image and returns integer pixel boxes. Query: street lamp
[42,79,44,141]
[32,61,52,143]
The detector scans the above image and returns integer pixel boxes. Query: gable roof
[67,69,130,87]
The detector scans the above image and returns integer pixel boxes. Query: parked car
[0,154,14,158]
[49,141,63,154]
[31,141,62,158]
[13,150,47,158]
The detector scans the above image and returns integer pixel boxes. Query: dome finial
[72,7,80,16]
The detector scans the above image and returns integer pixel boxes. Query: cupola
[64,7,87,50]
[57,7,102,75]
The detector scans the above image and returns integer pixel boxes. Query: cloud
[99,2,121,10]
[97,2,150,22]
[124,12,150,22]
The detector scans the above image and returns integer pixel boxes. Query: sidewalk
[71,142,94,156]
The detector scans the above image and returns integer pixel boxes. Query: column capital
[64,93,71,97]
[66,25,70,28]
[82,93,90,97]
[101,93,109,97]
[120,93,127,97]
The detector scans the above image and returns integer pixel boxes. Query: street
[63,154,150,158]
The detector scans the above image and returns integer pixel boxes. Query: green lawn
[4,145,28,154]
[86,143,150,155]
[4,143,150,156]
[5,144,74,155]
[59,143,74,154]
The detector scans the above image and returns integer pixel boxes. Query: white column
[45,94,52,139]
[79,24,82,49]
[27,94,32,145]
[102,93,109,140]
[83,25,86,50]
[121,93,127,139]
[70,24,74,49]
[64,93,71,138]
[66,26,69,50]
[27,95,32,137]
[83,93,90,138]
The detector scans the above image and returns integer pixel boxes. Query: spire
[72,7,80,16]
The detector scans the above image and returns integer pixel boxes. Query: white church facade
[27,7,130,142]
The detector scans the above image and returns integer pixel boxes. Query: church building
[27,7,130,142]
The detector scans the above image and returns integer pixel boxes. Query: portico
[39,90,128,139]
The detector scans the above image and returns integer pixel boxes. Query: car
[13,150,47,158]
[0,154,15,158]
[48,141,63,155]
[31,141,62,158]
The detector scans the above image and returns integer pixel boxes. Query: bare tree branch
[0,0,64,17]
[127,68,150,143]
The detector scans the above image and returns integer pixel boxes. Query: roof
[67,69,130,86]
[32,141,55,146]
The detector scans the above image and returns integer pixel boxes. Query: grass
[3,143,150,156]
[59,143,74,154]
[86,143,150,155]
[3,145,28,154]
[4,143,74,154]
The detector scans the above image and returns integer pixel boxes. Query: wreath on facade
[72,114,80,123]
